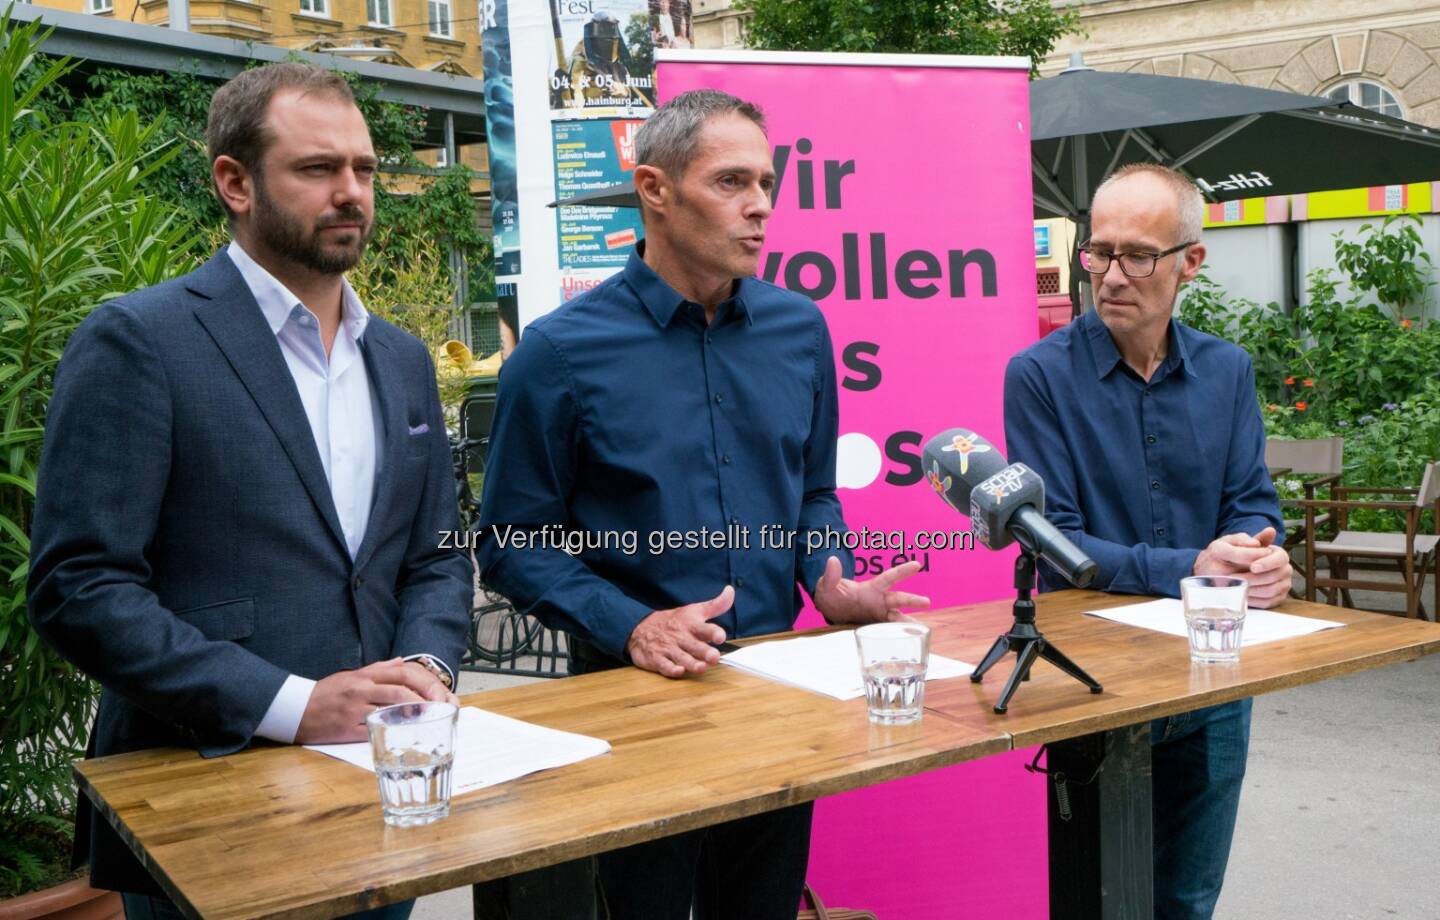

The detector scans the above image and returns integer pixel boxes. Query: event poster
[552,119,645,269]
[481,0,521,276]
[657,51,1045,919]
[546,0,693,116]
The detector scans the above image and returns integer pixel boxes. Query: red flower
[1302,378,1315,388]
[1401,319,1413,329]
[1295,401,1308,411]
[1284,375,1295,385]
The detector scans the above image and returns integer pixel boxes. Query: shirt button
[353,575,365,589]
[1151,480,1160,490]
[715,393,724,404]
[1156,527,1166,537]
[1144,390,1152,397]
[736,577,746,588]
[722,454,732,464]
[705,334,713,345]
[1146,435,1157,444]
[730,515,740,525]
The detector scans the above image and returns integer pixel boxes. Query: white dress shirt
[227,242,381,743]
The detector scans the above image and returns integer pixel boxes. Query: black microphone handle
[1010,505,1097,589]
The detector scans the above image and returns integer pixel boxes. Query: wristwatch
[404,654,454,690]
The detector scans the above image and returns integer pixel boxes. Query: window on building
[435,147,450,168]
[1326,80,1404,118]
[429,0,453,37]
[299,0,329,17]
[87,0,114,12]
[367,0,392,26]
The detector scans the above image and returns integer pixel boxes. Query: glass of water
[854,622,931,725]
[366,701,458,827]
[1180,575,1248,664]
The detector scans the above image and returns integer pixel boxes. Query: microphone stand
[970,527,1104,714]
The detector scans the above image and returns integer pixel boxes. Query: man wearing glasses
[1003,163,1291,919]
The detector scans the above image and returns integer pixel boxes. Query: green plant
[349,228,468,420]
[736,0,1079,76]
[1332,214,1435,325]
[0,8,196,897]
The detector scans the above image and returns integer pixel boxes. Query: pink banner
[657,53,1046,919]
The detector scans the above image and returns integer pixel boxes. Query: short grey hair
[635,89,767,179]
[1095,163,1204,245]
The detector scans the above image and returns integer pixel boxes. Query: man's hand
[295,658,450,744]
[1193,526,1294,608]
[626,586,734,678]
[812,556,931,625]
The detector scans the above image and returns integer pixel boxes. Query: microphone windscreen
[921,428,1009,515]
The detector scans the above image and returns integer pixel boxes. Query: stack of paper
[1085,598,1344,645]
[721,629,974,701]
[305,706,610,794]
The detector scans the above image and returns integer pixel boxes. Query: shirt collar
[621,242,755,327]
[226,240,370,342]
[1081,308,1195,382]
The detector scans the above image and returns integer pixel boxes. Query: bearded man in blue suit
[27,63,473,920]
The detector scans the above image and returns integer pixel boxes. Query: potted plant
[0,7,194,915]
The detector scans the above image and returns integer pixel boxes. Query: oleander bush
[0,9,198,897]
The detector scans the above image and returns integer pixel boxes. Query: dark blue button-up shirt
[477,250,852,659]
[1003,308,1281,597]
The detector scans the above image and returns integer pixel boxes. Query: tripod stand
[970,540,1104,714]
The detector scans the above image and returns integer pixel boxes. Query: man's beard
[252,176,372,275]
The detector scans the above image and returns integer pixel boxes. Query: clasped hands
[625,557,931,679]
[1193,525,1294,608]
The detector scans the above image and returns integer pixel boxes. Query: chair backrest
[1265,436,1344,476]
[1417,461,1440,509]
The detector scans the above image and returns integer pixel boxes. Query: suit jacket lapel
[187,253,350,556]
[354,327,407,572]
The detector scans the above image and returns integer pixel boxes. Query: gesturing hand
[295,658,442,744]
[626,585,734,678]
[812,556,931,625]
[1193,526,1294,608]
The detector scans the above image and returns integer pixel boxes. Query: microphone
[921,429,1097,588]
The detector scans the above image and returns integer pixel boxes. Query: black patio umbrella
[1033,52,1440,309]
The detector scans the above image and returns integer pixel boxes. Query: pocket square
[408,422,430,436]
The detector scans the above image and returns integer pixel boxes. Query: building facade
[44,0,484,76]
[1044,0,1440,130]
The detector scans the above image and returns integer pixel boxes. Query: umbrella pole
[1070,214,1093,318]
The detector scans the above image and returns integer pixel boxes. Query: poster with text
[546,0,692,118]
[658,50,1046,920]
[481,0,521,276]
[552,118,645,269]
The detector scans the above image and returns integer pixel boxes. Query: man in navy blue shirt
[1004,163,1291,919]
[478,90,926,920]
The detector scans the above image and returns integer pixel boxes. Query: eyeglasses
[1078,241,1196,278]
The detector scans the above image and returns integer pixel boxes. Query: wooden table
[75,591,1440,919]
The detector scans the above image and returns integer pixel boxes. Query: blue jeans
[123,893,415,920]
[1150,697,1252,920]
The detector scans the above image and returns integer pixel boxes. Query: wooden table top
[75,591,1440,919]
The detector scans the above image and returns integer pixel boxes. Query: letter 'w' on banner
[657,50,1045,919]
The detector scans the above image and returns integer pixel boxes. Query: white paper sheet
[720,629,975,701]
[1085,598,1344,646]
[305,706,610,794]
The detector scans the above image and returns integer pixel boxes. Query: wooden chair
[1265,437,1344,597]
[1300,461,1440,619]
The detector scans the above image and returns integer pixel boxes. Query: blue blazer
[27,252,474,894]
